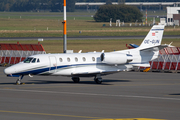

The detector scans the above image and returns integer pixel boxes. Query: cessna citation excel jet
[4,25,167,84]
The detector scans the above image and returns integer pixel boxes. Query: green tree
[67,0,75,12]
[118,0,125,4]
[93,5,143,22]
[0,0,75,12]
[106,0,112,5]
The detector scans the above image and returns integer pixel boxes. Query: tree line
[76,0,180,2]
[94,5,143,22]
[0,0,179,12]
[0,0,75,12]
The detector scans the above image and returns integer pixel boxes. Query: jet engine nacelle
[100,53,133,65]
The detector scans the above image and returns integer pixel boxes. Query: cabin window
[75,57,78,62]
[31,58,36,63]
[82,57,86,62]
[92,57,95,61]
[24,57,33,63]
[59,58,63,62]
[67,57,70,62]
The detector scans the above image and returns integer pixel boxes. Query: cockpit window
[37,59,40,62]
[24,57,33,63]
[31,58,36,63]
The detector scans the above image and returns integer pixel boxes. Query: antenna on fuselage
[62,0,67,53]
[78,50,82,53]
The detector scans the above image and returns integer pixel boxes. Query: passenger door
[49,56,57,73]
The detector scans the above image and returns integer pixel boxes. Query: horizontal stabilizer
[140,44,168,52]
[129,44,139,48]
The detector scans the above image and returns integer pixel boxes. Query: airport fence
[150,47,180,71]
[0,42,46,66]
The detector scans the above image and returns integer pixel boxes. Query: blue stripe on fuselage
[8,62,145,76]
[9,63,100,76]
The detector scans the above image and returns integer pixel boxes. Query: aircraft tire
[95,78,102,84]
[16,80,21,85]
[72,77,80,83]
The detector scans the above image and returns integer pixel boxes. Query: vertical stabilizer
[139,25,165,49]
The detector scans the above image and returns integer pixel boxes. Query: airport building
[166,7,180,26]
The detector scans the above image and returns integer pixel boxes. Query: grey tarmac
[0,66,180,120]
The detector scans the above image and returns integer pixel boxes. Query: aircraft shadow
[27,79,131,85]
[169,93,180,96]
[0,79,131,85]
[0,83,18,85]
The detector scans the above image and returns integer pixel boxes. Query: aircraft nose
[4,67,14,75]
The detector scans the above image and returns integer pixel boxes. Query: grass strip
[0,38,179,53]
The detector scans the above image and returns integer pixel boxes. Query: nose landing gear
[16,75,24,85]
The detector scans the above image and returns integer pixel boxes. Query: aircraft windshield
[31,58,36,63]
[24,57,33,63]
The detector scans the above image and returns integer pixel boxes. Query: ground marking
[0,110,101,119]
[91,118,166,120]
[1,88,180,101]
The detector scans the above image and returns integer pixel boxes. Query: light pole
[63,0,67,53]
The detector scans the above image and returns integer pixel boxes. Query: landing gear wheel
[94,78,102,84]
[16,79,21,85]
[72,77,80,83]
[15,75,24,85]
[94,74,102,84]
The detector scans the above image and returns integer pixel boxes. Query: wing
[132,63,150,67]
[71,70,121,77]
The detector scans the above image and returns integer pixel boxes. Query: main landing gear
[94,75,102,84]
[72,77,80,83]
[72,75,103,84]
[16,75,24,85]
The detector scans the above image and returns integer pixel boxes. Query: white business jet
[4,25,167,84]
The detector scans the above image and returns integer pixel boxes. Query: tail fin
[139,25,165,49]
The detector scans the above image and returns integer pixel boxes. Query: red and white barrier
[0,42,46,65]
